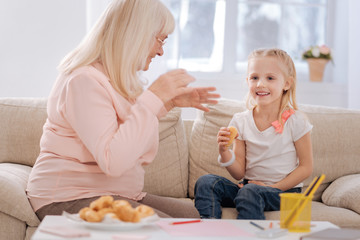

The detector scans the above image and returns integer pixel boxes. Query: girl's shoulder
[232,109,251,120]
[287,109,313,140]
[229,110,252,130]
[290,110,311,123]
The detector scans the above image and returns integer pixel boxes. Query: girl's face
[247,56,291,108]
[143,35,167,71]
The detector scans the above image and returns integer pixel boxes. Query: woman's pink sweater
[27,63,167,211]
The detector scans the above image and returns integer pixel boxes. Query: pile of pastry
[78,196,155,223]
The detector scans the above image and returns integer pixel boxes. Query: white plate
[62,211,160,231]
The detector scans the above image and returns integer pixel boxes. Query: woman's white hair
[58,0,175,99]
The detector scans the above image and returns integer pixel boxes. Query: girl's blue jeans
[194,174,301,219]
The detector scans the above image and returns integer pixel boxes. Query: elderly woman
[27,0,219,220]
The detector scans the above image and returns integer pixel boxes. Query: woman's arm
[270,132,313,191]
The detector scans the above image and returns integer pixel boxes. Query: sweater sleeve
[61,71,164,177]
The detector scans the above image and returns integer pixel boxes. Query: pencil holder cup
[280,193,312,232]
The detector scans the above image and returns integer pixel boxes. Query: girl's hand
[217,127,231,153]
[165,87,220,111]
[217,127,239,153]
[248,180,267,187]
[148,69,195,104]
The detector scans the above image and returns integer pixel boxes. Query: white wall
[0,0,355,118]
[0,0,86,97]
[348,0,360,109]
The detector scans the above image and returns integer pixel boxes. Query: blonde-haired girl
[27,0,219,220]
[195,48,313,219]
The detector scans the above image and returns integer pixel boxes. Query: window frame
[176,0,334,84]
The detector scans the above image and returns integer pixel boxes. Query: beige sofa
[1,97,360,240]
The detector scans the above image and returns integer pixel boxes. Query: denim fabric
[194,174,301,219]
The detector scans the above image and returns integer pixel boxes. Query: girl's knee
[195,174,219,189]
[237,184,264,198]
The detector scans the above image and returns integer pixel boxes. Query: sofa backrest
[0,98,47,167]
[188,98,360,200]
[0,98,189,198]
[143,107,189,198]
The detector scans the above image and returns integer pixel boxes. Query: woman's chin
[143,62,151,71]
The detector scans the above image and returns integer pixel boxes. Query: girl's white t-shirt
[229,109,313,188]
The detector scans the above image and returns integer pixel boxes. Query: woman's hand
[148,69,195,104]
[165,87,220,111]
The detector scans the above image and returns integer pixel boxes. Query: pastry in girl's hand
[226,126,238,147]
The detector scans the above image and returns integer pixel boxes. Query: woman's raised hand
[148,69,195,104]
[167,86,220,112]
[149,69,220,111]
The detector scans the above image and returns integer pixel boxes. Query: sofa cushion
[0,163,40,226]
[0,98,47,167]
[188,98,360,200]
[299,105,360,199]
[322,174,360,215]
[0,211,26,240]
[143,107,188,198]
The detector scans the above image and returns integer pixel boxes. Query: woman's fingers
[149,69,221,111]
[195,87,220,104]
[148,69,196,103]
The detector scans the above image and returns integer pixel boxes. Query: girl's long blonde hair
[58,0,175,99]
[246,48,298,123]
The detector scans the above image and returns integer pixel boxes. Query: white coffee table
[31,215,338,240]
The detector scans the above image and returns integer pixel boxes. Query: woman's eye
[268,77,274,80]
[251,77,258,80]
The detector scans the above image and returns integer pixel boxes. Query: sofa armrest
[0,163,40,226]
[322,174,360,215]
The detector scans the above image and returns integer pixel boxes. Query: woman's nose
[157,46,164,56]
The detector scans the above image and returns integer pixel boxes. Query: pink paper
[157,220,254,237]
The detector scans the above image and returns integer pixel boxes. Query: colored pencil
[170,219,202,225]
